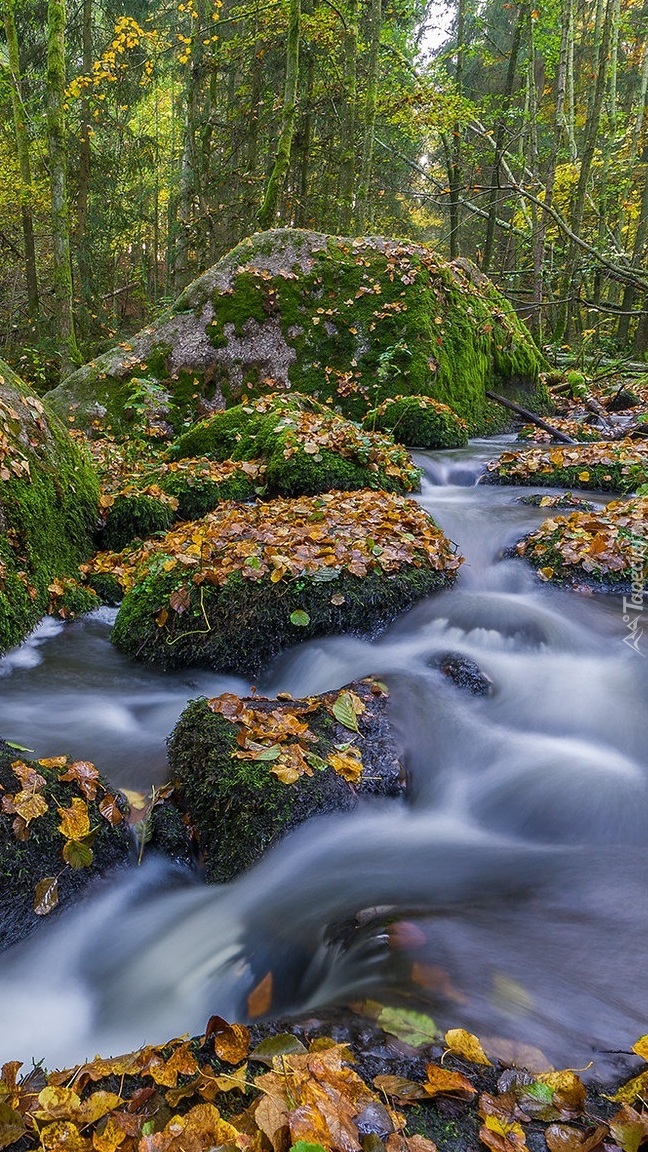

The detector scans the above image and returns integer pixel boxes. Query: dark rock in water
[435,653,493,695]
[606,388,639,412]
[0,740,131,950]
[167,679,404,882]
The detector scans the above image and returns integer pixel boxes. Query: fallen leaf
[247,971,273,1018]
[444,1028,492,1066]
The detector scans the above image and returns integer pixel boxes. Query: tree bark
[258,0,301,229]
[337,0,358,233]
[355,0,381,232]
[3,0,39,317]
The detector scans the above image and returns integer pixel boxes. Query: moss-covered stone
[98,490,461,673]
[0,742,131,949]
[516,417,601,443]
[484,440,648,492]
[46,231,548,437]
[362,395,468,449]
[168,393,421,496]
[0,358,100,654]
[168,680,402,881]
[516,496,648,593]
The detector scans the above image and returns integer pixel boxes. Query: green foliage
[363,395,469,448]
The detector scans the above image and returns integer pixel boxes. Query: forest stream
[1,438,647,1077]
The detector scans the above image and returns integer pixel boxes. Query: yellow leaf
[36,1085,82,1120]
[12,790,48,824]
[424,1064,476,1098]
[57,797,91,840]
[444,1028,492,1066]
[631,1036,648,1061]
[538,567,554,581]
[328,749,363,783]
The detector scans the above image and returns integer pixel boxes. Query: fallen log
[485,390,577,444]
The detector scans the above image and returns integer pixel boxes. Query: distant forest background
[2,0,648,385]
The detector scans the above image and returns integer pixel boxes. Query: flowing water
[1,439,647,1075]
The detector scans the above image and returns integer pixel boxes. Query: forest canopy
[1,0,648,383]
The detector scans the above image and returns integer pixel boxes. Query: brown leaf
[34,877,59,916]
[544,1125,608,1152]
[374,1074,429,1103]
[58,761,101,800]
[0,1103,27,1150]
[98,794,123,825]
[424,1064,476,1099]
[206,1018,250,1064]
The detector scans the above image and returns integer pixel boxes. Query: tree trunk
[46,0,80,376]
[258,0,301,229]
[3,0,39,317]
[355,0,381,232]
[482,2,524,273]
[337,0,358,233]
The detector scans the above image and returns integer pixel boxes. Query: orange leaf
[424,1064,476,1099]
[247,971,273,1018]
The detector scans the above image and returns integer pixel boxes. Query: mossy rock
[104,490,462,673]
[99,460,266,551]
[483,440,648,492]
[0,742,131,950]
[362,395,468,449]
[516,495,648,594]
[168,392,420,496]
[516,418,602,444]
[168,680,402,882]
[46,230,548,437]
[0,358,99,654]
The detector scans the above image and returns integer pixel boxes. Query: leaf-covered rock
[0,742,130,949]
[484,440,648,492]
[363,395,468,449]
[0,358,99,654]
[46,230,548,437]
[85,489,462,673]
[516,496,648,592]
[168,392,421,496]
[168,680,403,881]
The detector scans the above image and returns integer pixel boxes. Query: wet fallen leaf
[445,1028,492,1066]
[424,1064,476,1099]
[247,971,273,1018]
[34,876,59,916]
[206,1017,250,1064]
[377,1007,439,1047]
[57,797,91,840]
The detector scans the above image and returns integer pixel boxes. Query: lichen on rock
[46,230,548,438]
[0,358,99,654]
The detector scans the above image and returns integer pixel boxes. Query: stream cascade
[0,438,647,1075]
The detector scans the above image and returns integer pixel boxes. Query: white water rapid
[0,439,646,1075]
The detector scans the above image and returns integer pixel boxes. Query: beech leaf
[34,876,59,916]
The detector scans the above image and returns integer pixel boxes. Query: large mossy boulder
[0,359,99,654]
[46,230,548,437]
[0,742,131,949]
[93,489,461,672]
[168,681,403,882]
[168,392,421,496]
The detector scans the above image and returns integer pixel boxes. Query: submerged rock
[168,680,403,881]
[0,742,131,949]
[435,653,493,695]
[0,358,99,654]
[46,230,548,437]
[101,490,462,673]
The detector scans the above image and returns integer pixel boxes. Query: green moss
[112,562,451,674]
[0,358,99,653]
[101,493,176,551]
[167,393,420,496]
[363,396,468,449]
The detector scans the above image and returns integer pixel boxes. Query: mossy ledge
[168,681,403,882]
[46,230,548,437]
[483,440,648,493]
[101,490,462,673]
[0,358,99,654]
[168,391,421,496]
